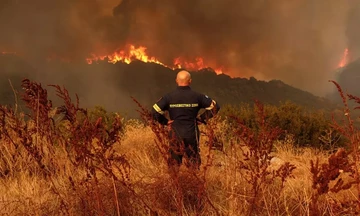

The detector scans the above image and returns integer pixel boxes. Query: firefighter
[151,70,220,170]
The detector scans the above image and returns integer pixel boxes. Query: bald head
[176,70,192,86]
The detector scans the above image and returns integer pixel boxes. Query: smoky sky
[0,0,359,96]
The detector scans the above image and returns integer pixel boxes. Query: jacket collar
[177,86,191,90]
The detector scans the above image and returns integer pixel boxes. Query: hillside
[0,54,339,117]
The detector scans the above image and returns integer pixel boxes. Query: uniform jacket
[151,86,220,138]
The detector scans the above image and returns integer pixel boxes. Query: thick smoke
[346,0,360,62]
[0,0,358,96]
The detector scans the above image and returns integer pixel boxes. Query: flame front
[1,45,224,74]
[174,57,223,74]
[86,44,223,74]
[86,45,165,66]
[338,48,349,68]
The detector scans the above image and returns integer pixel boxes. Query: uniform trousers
[167,129,201,169]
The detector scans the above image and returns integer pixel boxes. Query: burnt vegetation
[0,78,359,215]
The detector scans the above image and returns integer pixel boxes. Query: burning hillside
[0,0,359,96]
[85,44,223,74]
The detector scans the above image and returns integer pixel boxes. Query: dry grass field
[0,79,360,216]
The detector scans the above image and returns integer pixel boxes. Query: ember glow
[1,51,16,55]
[338,48,349,68]
[86,44,223,74]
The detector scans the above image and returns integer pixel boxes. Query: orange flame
[86,45,165,66]
[174,57,223,74]
[86,44,223,74]
[338,48,349,68]
[1,45,224,74]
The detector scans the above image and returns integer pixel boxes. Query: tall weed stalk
[233,100,296,215]
[309,80,360,215]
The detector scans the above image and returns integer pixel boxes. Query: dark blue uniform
[152,86,220,168]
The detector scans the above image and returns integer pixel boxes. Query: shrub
[220,101,344,149]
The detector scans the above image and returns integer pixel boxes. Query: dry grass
[0,79,359,215]
[0,124,354,215]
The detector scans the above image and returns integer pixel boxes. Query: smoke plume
[0,0,358,96]
[346,0,360,62]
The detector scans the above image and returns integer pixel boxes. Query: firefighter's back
[166,86,202,138]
